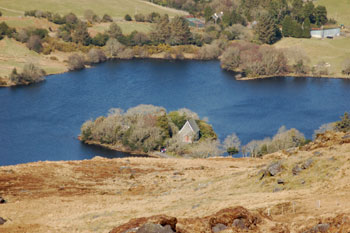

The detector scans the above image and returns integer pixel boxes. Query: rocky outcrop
[110,206,261,233]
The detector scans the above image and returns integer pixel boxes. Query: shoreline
[78,136,166,159]
[2,54,350,88]
[236,73,350,81]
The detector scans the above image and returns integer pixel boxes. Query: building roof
[188,119,200,133]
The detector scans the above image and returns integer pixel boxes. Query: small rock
[273,187,284,192]
[301,179,305,184]
[173,171,184,176]
[136,223,174,233]
[0,197,5,204]
[212,223,228,232]
[120,166,131,172]
[313,151,322,156]
[301,158,313,170]
[130,174,135,179]
[292,165,302,175]
[0,217,6,225]
[314,223,330,233]
[267,161,283,176]
[232,219,247,229]
[192,204,200,209]
[277,179,285,184]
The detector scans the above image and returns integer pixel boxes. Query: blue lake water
[1,59,350,165]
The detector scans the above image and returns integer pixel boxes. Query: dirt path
[137,0,189,15]
[0,6,24,14]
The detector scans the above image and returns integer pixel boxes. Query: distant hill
[0,0,187,18]
[317,0,350,26]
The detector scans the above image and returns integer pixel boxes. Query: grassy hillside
[317,0,350,26]
[0,0,187,18]
[274,37,350,76]
[0,38,68,78]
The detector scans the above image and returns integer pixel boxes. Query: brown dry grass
[0,132,350,232]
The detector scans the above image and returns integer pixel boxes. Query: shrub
[102,14,113,22]
[312,61,329,76]
[293,59,309,74]
[223,133,241,155]
[196,41,222,60]
[26,35,43,53]
[52,13,66,24]
[50,56,58,60]
[0,22,15,40]
[24,10,36,17]
[118,48,134,59]
[147,12,160,23]
[220,46,240,71]
[107,23,122,39]
[64,13,79,25]
[67,54,85,70]
[104,38,125,58]
[10,64,46,85]
[131,31,149,45]
[124,14,132,21]
[342,59,350,75]
[134,13,145,22]
[243,126,306,157]
[87,48,107,64]
[335,112,350,133]
[91,33,109,46]
[14,29,29,42]
[0,11,2,17]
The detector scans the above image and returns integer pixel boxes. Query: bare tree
[67,54,85,71]
[87,48,107,64]
[223,133,241,154]
[104,38,125,58]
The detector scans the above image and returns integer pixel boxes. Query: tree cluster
[80,105,218,156]
[9,63,46,85]
[242,126,306,157]
[220,41,288,77]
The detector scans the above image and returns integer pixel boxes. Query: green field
[0,0,186,18]
[317,0,350,26]
[274,37,350,76]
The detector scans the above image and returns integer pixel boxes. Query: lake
[1,59,350,165]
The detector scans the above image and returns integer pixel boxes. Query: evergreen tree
[302,18,311,38]
[282,15,293,37]
[303,1,315,24]
[204,6,214,23]
[255,14,281,44]
[291,0,304,22]
[268,0,288,24]
[315,5,327,26]
[291,20,303,38]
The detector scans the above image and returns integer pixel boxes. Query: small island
[80,105,220,158]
